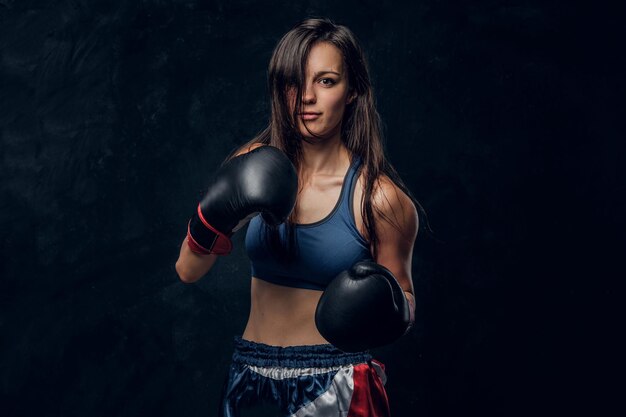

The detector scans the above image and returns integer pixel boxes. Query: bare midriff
[241,277,330,347]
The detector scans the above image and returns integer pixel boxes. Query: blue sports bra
[244,156,373,291]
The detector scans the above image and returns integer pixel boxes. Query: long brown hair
[226,17,432,260]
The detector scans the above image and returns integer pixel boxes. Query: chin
[300,136,325,144]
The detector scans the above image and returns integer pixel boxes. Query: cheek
[328,94,348,120]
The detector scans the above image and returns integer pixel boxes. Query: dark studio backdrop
[1,0,623,416]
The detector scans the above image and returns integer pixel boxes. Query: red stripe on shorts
[347,363,391,417]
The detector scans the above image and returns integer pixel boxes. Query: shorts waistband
[231,336,372,368]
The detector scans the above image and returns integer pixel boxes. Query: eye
[319,78,336,86]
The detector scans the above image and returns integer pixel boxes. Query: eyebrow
[313,70,341,77]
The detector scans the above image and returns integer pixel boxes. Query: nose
[302,84,316,104]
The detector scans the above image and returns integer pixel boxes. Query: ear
[346,92,357,105]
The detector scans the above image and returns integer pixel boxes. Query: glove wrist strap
[187,205,233,255]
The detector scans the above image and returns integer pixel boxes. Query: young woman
[176,18,428,417]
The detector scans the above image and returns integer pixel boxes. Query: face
[288,42,354,141]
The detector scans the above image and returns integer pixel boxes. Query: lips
[300,112,321,120]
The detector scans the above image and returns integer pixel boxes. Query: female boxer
[175,18,428,417]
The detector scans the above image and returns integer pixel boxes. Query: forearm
[175,238,218,283]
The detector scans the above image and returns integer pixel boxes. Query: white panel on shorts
[290,365,355,417]
[370,360,388,386]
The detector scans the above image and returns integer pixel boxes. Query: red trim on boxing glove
[186,222,211,254]
[186,205,233,255]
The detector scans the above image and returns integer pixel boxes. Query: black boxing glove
[187,145,297,255]
[315,261,413,352]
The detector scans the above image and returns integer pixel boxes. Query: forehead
[305,42,344,74]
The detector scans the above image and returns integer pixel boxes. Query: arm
[175,240,218,284]
[370,176,419,325]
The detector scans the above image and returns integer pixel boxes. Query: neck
[299,133,350,175]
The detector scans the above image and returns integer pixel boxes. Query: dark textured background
[1,1,623,416]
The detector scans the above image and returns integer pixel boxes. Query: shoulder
[370,174,419,242]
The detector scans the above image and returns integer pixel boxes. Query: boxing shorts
[219,336,390,417]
